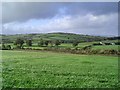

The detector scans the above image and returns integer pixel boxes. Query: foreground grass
[2,50,119,88]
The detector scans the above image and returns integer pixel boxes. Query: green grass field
[4,41,119,51]
[92,45,119,50]
[1,33,107,44]
[2,50,119,88]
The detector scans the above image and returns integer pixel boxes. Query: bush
[93,43,102,46]
[54,40,61,46]
[38,40,44,47]
[44,41,49,46]
[14,38,24,49]
[104,42,112,45]
[72,41,79,47]
[2,44,6,50]
[0,44,12,50]
[82,45,92,50]
[115,42,120,45]
[26,39,32,46]
[6,45,11,50]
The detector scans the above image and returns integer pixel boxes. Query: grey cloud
[2,2,63,23]
[59,2,118,16]
[2,2,118,23]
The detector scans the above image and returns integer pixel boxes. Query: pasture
[92,45,119,50]
[2,50,119,88]
[3,41,119,51]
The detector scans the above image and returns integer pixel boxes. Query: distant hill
[0,32,117,43]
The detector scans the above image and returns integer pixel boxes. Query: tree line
[1,38,80,50]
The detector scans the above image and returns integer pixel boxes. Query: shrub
[82,45,92,50]
[104,42,112,45]
[72,41,79,47]
[14,38,24,49]
[6,45,11,50]
[93,43,102,46]
[1,44,12,50]
[115,42,120,45]
[38,39,44,47]
[54,40,61,46]
[44,41,49,46]
[2,43,6,50]
[26,39,32,46]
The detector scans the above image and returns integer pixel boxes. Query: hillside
[1,32,108,43]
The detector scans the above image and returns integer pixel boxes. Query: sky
[2,2,118,36]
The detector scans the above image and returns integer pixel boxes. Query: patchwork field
[2,50,119,88]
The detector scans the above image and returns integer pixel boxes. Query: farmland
[1,33,119,88]
[92,45,119,50]
[1,33,119,49]
[1,33,108,44]
[1,1,120,89]
[2,50,119,88]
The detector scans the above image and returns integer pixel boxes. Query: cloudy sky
[2,2,118,36]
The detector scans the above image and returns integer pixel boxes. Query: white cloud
[2,13,118,36]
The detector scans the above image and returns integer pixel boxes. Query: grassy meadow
[1,2,119,89]
[4,41,119,51]
[92,45,119,50]
[1,33,119,88]
[2,50,119,88]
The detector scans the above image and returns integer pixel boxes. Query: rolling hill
[1,32,109,44]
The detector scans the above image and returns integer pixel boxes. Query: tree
[26,39,32,46]
[14,38,24,49]
[38,39,44,47]
[6,45,11,50]
[55,40,61,46]
[44,41,49,46]
[49,40,54,47]
[1,44,11,50]
[2,43,6,50]
[72,41,79,47]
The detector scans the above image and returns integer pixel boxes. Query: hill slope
[1,32,109,43]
